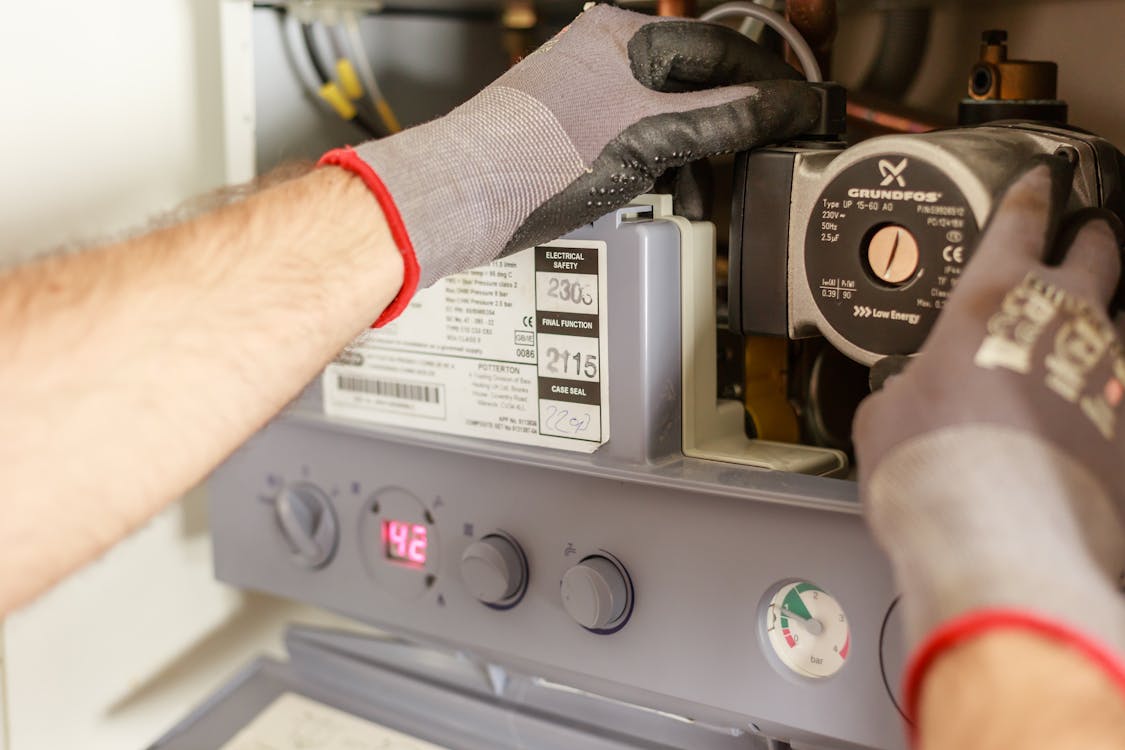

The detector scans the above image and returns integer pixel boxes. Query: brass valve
[968,30,1058,102]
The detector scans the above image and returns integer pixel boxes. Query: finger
[496,81,818,256]
[626,80,821,166]
[629,20,802,93]
[1051,209,1125,307]
[970,155,1074,269]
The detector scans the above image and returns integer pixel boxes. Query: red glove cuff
[903,609,1125,742]
[318,147,420,327]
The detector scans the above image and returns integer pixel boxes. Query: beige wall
[834,0,1125,145]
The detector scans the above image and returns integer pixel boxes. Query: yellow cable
[744,336,800,443]
[335,59,364,100]
[374,98,402,133]
[318,82,357,121]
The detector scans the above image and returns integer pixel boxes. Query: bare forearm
[0,167,402,614]
[919,631,1125,749]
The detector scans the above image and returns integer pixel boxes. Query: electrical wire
[340,10,402,133]
[297,18,387,138]
[735,0,784,42]
[300,22,333,84]
[699,1,823,83]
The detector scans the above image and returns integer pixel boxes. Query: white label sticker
[220,692,448,750]
[324,242,609,453]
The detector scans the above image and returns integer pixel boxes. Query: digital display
[382,519,428,568]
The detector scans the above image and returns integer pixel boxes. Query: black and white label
[323,242,609,452]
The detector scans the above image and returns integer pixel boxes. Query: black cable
[860,9,932,100]
[297,19,387,139]
[300,22,333,85]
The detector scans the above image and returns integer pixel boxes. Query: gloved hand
[854,157,1125,717]
[321,4,819,324]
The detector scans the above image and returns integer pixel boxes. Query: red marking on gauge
[839,633,851,661]
[783,628,796,648]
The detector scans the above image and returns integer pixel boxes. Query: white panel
[0,0,231,265]
[0,2,266,749]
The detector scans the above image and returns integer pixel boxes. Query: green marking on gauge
[783,586,815,621]
[765,580,849,679]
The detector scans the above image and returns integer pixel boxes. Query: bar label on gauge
[322,242,609,452]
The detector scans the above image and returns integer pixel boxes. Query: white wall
[0,2,259,749]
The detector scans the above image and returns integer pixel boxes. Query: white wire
[700,1,823,83]
[341,9,399,132]
[283,12,332,105]
[736,0,785,42]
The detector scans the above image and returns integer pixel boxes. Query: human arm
[919,631,1125,749]
[0,167,402,615]
[853,159,1125,748]
[0,5,820,615]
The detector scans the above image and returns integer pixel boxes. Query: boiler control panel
[209,210,908,750]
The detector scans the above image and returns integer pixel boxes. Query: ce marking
[942,245,965,264]
[522,315,535,328]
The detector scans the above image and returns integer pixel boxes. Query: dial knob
[273,483,338,568]
[561,556,630,631]
[865,224,921,285]
[460,534,526,605]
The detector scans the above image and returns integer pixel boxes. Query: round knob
[273,483,338,568]
[461,534,526,605]
[866,224,920,285]
[561,556,630,630]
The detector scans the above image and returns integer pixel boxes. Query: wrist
[316,153,417,326]
[908,622,1125,749]
[905,610,1125,727]
[863,425,1125,647]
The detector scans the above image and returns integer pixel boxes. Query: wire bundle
[290,9,401,138]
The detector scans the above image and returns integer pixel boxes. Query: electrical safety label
[323,241,609,453]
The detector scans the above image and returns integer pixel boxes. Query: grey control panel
[208,212,907,749]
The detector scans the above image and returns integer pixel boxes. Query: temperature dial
[764,581,850,678]
[561,555,633,632]
[460,534,528,608]
[273,482,338,569]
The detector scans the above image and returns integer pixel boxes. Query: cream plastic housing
[631,195,847,476]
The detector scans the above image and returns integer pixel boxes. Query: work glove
[854,157,1125,719]
[321,4,819,324]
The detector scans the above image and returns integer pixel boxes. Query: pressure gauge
[764,581,850,679]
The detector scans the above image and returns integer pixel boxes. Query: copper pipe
[846,102,936,134]
[785,0,837,79]
[845,92,950,136]
[657,0,697,17]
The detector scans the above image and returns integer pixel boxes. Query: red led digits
[407,525,428,564]
[383,519,428,568]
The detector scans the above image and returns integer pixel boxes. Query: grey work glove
[321,4,819,324]
[854,157,1125,715]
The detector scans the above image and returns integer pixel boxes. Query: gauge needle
[781,607,824,635]
[883,229,901,280]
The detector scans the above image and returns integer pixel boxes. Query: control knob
[561,555,632,631]
[273,482,338,568]
[460,534,527,607]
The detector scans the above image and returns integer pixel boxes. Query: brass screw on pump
[968,29,1058,102]
[959,29,1067,126]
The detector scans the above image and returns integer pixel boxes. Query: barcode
[336,375,441,404]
